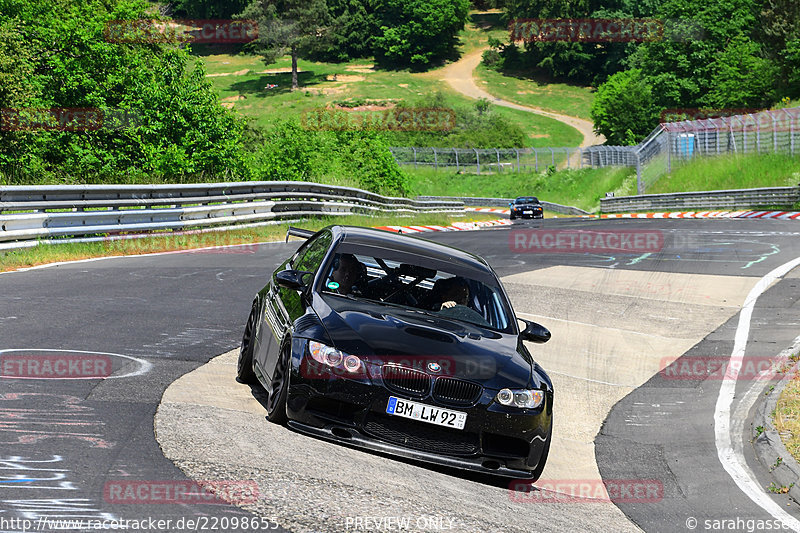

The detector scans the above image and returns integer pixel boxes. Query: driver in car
[329,253,368,296]
[434,276,470,310]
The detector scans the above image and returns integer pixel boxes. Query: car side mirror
[518,318,551,343]
[276,269,313,291]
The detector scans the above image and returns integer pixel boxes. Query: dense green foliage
[239,0,469,69]
[492,0,799,144]
[371,0,471,69]
[243,122,408,195]
[171,0,250,18]
[590,69,661,145]
[0,0,246,183]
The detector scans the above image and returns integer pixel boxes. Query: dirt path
[437,50,605,147]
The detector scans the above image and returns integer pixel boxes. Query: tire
[530,432,551,482]
[266,343,290,424]
[237,302,258,384]
[509,214,516,220]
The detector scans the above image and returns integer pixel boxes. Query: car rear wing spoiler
[285,227,316,242]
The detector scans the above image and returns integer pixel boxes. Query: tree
[0,0,246,183]
[591,69,662,145]
[628,0,774,109]
[755,0,800,97]
[239,0,331,89]
[311,0,378,62]
[371,0,470,70]
[706,35,778,108]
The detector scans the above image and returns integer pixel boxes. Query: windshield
[320,250,513,333]
[515,197,538,204]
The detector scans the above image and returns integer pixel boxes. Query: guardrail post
[515,149,520,172]
[454,148,459,171]
[549,147,554,167]
[792,118,796,156]
[413,147,417,169]
[533,148,538,172]
[433,147,438,170]
[495,149,501,172]
[474,149,480,174]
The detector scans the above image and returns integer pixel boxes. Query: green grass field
[198,52,582,147]
[474,65,596,120]
[647,154,800,194]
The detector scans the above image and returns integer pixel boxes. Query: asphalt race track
[2,217,800,533]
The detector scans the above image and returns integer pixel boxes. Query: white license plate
[386,396,467,430]
[523,211,533,215]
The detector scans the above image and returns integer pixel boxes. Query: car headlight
[496,388,544,409]
[308,341,363,374]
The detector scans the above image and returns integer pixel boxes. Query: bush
[244,121,408,196]
[591,69,662,145]
[481,48,501,67]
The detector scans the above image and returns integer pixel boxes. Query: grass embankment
[406,166,636,212]
[647,154,800,194]
[774,373,800,466]
[0,212,498,273]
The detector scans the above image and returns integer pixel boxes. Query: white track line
[715,256,800,530]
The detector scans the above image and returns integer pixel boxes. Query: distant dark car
[509,197,544,220]
[237,225,553,480]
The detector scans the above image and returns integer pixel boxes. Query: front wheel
[266,343,290,424]
[237,302,258,384]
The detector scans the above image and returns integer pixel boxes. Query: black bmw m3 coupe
[237,225,553,479]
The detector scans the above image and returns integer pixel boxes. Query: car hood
[312,295,535,389]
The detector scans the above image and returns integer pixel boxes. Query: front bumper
[286,348,552,478]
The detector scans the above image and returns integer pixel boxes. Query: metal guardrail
[0,182,465,248]
[599,186,800,213]
[415,196,589,216]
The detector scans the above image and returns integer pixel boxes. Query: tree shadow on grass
[470,11,506,31]
[493,66,598,91]
[229,70,327,97]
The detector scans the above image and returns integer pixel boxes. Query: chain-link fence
[390,107,800,194]
[387,147,585,173]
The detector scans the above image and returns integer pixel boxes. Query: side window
[293,232,332,273]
